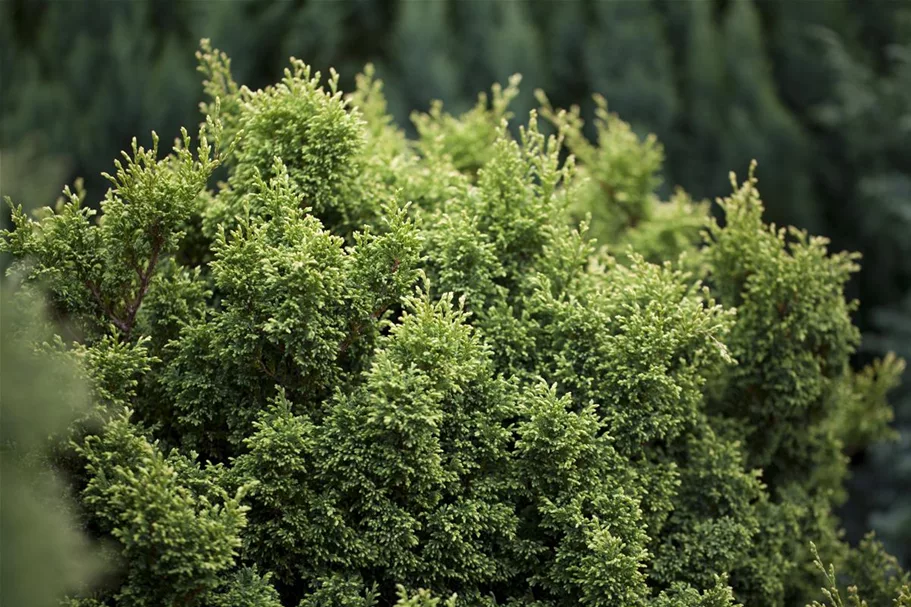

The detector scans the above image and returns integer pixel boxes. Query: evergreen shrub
[2,42,909,607]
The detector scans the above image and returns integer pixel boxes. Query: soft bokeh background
[2,0,909,565]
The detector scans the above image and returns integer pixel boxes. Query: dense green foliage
[2,43,910,607]
[3,3,910,556]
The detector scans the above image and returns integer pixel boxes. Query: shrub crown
[2,43,908,607]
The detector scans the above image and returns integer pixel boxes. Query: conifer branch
[121,229,164,336]
[85,278,130,334]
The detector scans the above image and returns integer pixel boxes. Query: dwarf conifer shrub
[2,42,909,607]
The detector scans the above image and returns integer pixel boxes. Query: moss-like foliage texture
[2,43,908,607]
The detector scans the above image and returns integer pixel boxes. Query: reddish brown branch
[337,258,401,355]
[178,584,206,607]
[85,279,130,334]
[122,232,164,334]
[338,303,389,356]
[84,230,164,339]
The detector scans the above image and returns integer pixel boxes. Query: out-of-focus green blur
[0,286,106,607]
[1,0,909,566]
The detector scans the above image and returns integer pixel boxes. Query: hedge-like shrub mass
[2,44,910,607]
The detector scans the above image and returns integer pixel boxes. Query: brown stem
[176,584,206,607]
[84,230,164,339]
[122,233,164,334]
[338,258,401,355]
[338,303,389,356]
[85,279,130,333]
